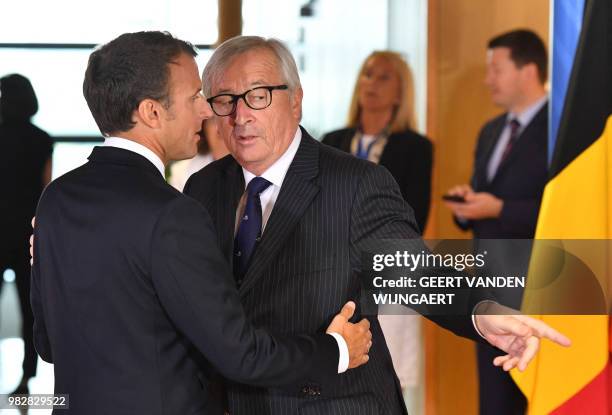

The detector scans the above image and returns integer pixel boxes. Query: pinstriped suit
[185,128,480,414]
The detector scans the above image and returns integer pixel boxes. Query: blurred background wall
[425,1,548,414]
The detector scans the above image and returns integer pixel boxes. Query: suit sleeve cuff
[328,333,349,373]
[472,300,498,339]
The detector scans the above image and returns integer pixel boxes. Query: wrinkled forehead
[212,48,284,94]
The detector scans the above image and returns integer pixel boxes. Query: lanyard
[356,135,378,160]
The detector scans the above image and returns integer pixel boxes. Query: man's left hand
[475,303,571,372]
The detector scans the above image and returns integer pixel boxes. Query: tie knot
[509,118,521,133]
[246,177,272,197]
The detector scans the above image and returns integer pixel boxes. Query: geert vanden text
[372,275,526,288]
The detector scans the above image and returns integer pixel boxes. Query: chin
[233,145,260,160]
[233,151,265,169]
[178,148,198,161]
[173,154,195,162]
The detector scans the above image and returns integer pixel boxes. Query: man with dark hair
[488,29,548,85]
[83,31,198,135]
[445,28,549,415]
[31,31,372,414]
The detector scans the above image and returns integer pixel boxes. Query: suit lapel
[218,161,244,263]
[477,116,506,187]
[238,130,321,295]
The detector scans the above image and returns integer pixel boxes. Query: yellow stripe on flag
[511,115,612,414]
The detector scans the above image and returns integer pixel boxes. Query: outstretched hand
[475,303,571,372]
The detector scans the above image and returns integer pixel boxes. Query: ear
[135,99,164,129]
[290,87,303,120]
[521,62,539,83]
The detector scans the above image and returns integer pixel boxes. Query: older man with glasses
[184,36,570,415]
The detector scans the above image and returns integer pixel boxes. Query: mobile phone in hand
[442,194,466,203]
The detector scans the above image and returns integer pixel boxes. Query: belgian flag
[511,0,612,413]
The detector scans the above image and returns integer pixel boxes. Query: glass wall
[242,0,428,138]
[3,0,428,172]
[2,0,218,44]
[1,0,217,177]
[0,49,214,138]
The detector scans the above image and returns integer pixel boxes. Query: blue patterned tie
[233,177,272,280]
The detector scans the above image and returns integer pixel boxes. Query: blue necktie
[233,177,272,280]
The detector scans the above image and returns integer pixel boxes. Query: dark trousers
[477,342,527,415]
[1,238,38,381]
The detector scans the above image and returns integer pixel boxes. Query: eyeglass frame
[206,84,289,116]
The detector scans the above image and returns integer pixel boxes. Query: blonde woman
[322,51,432,232]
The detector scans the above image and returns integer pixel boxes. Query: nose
[200,96,213,120]
[231,97,254,126]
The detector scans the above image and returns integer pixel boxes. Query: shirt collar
[102,136,165,177]
[242,127,302,188]
[508,95,548,127]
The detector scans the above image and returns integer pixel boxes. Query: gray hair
[202,36,302,98]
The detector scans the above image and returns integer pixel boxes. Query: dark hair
[488,29,548,84]
[0,74,39,122]
[83,31,197,136]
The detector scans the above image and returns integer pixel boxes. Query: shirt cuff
[471,314,486,339]
[328,332,349,373]
[472,300,496,339]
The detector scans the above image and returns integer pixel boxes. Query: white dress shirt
[486,96,548,182]
[239,127,302,233]
[237,127,350,374]
[102,136,165,177]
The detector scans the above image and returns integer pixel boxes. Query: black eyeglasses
[206,85,288,116]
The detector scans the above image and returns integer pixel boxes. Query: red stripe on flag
[550,320,611,415]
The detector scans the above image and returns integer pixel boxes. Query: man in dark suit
[30,31,373,415]
[445,29,549,415]
[185,35,568,415]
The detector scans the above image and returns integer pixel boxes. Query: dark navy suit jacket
[31,146,339,415]
[457,104,548,238]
